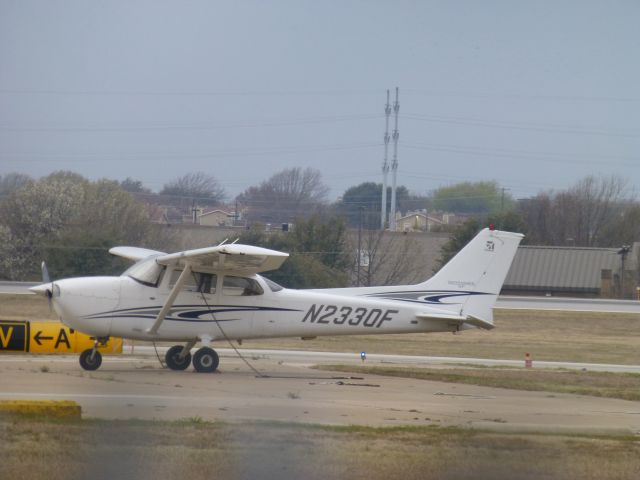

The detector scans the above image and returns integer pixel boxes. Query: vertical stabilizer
[417,228,523,325]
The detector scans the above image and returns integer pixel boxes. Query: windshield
[122,257,165,287]
[262,276,284,292]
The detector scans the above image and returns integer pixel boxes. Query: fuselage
[45,271,471,343]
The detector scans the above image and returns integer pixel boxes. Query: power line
[0,88,383,97]
[403,142,640,168]
[0,113,382,132]
[0,141,381,161]
[2,87,638,103]
[402,113,640,137]
[403,89,640,103]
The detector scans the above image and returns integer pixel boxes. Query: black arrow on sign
[34,331,53,346]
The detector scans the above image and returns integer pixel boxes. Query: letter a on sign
[55,329,71,349]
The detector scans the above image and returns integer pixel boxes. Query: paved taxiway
[1,352,639,435]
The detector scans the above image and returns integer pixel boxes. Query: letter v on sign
[0,326,12,348]
[0,321,29,351]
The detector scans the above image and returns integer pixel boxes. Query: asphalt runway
[1,352,639,435]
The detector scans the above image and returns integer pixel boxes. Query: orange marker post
[525,352,533,368]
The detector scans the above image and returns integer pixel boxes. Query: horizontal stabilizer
[415,313,494,330]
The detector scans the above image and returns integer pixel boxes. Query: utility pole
[499,187,510,229]
[389,87,400,231]
[357,206,364,286]
[618,245,631,299]
[191,199,198,224]
[381,89,391,229]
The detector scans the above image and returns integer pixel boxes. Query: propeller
[29,261,57,312]
[41,261,54,311]
[41,261,50,284]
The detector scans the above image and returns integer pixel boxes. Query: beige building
[198,209,235,227]
[395,211,444,232]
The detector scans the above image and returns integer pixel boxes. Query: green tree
[44,180,153,278]
[337,182,410,228]
[237,215,350,288]
[0,172,85,279]
[435,211,527,271]
[432,181,512,214]
[0,173,152,280]
[118,177,151,194]
[0,173,33,196]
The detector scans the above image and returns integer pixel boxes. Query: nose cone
[29,282,54,296]
[50,277,121,337]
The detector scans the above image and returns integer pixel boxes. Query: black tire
[193,347,219,373]
[79,349,102,371]
[165,345,192,371]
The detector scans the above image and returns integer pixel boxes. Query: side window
[169,270,217,294]
[195,273,217,294]
[222,276,264,296]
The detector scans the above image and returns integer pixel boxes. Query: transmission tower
[389,87,400,231]
[381,89,391,229]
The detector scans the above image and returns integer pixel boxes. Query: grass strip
[313,364,640,401]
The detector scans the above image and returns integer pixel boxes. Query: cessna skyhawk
[30,227,523,372]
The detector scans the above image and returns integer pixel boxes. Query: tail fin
[418,228,523,326]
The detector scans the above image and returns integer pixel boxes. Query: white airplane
[30,227,523,372]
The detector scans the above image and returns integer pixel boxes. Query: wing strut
[147,264,192,335]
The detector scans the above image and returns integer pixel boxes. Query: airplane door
[217,275,260,337]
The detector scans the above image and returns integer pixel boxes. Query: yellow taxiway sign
[0,320,122,354]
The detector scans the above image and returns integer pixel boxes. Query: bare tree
[519,175,630,247]
[160,172,226,205]
[351,229,428,286]
[237,167,329,223]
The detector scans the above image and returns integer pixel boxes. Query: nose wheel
[79,348,102,371]
[79,338,109,371]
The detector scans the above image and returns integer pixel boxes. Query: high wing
[109,246,166,261]
[155,244,289,275]
[143,244,288,335]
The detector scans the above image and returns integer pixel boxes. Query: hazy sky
[1,0,638,201]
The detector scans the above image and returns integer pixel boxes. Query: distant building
[503,245,639,298]
[393,210,468,232]
[395,211,443,232]
[198,209,235,227]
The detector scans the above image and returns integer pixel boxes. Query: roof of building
[503,245,622,293]
[396,212,444,224]
[200,209,233,217]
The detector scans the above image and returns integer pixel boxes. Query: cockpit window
[222,276,264,296]
[122,257,165,287]
[263,276,284,292]
[168,270,217,294]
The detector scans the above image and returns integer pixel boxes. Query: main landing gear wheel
[165,345,192,371]
[192,347,219,373]
[79,349,102,371]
